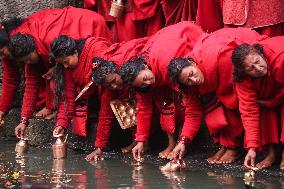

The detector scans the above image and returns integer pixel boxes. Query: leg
[159,133,176,159]
[256,144,276,169]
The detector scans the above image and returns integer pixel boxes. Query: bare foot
[215,148,239,164]
[207,147,226,164]
[45,112,56,120]
[256,145,276,169]
[121,141,137,153]
[159,145,175,159]
[280,149,284,171]
[35,107,53,118]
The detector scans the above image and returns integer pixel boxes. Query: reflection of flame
[161,170,186,189]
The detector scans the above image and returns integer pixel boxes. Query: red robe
[4,6,111,119]
[236,36,284,148]
[160,0,198,26]
[83,0,164,42]
[131,21,204,142]
[56,37,112,134]
[94,37,148,148]
[180,28,265,147]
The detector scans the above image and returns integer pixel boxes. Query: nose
[63,63,69,68]
[111,84,118,90]
[190,77,198,83]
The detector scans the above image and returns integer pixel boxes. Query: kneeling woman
[50,35,111,137]
[232,36,284,170]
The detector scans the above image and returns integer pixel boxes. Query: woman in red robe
[82,0,164,42]
[120,21,204,160]
[50,35,112,137]
[167,28,266,164]
[232,36,284,170]
[5,6,111,138]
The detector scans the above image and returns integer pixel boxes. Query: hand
[42,66,55,80]
[244,148,257,169]
[132,142,145,161]
[15,123,27,138]
[53,126,65,137]
[255,100,265,107]
[85,148,103,161]
[171,142,186,160]
[0,111,5,125]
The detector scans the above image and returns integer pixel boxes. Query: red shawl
[180,28,266,140]
[56,37,112,129]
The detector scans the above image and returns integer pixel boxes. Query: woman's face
[104,73,124,90]
[242,52,267,78]
[132,68,155,88]
[178,64,204,86]
[56,51,78,69]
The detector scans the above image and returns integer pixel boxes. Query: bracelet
[20,117,29,126]
[250,147,256,152]
[178,136,190,146]
[95,147,103,151]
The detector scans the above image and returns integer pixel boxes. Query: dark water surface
[0,140,283,189]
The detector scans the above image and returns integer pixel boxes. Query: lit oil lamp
[52,135,67,159]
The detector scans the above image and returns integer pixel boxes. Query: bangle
[250,148,256,152]
[20,117,29,126]
[178,136,190,146]
[95,147,103,151]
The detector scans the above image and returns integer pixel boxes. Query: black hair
[51,35,86,109]
[50,35,85,58]
[0,17,23,47]
[8,33,36,58]
[167,57,195,83]
[91,57,119,85]
[120,57,147,85]
[232,43,265,82]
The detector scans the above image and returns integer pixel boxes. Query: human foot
[45,111,56,120]
[256,146,276,169]
[215,148,239,164]
[121,141,137,153]
[207,147,226,164]
[159,145,176,159]
[35,107,53,118]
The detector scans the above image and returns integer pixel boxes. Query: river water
[0,140,282,189]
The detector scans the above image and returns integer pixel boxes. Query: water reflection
[161,170,186,189]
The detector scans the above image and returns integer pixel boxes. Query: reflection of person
[120,21,204,161]
[232,36,284,170]
[5,6,111,139]
[50,35,111,137]
[168,28,265,164]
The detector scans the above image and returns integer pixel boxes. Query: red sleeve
[21,64,42,118]
[236,80,260,148]
[135,91,153,142]
[0,59,20,113]
[94,89,115,148]
[56,70,76,128]
[180,91,203,141]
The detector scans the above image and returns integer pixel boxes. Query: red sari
[236,36,284,149]
[3,6,111,119]
[131,21,204,141]
[180,28,266,147]
[56,37,112,136]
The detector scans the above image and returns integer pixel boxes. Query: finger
[137,150,141,160]
[244,157,249,168]
[179,150,183,160]
[132,149,138,160]
[251,156,255,167]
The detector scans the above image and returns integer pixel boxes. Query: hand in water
[85,148,103,161]
[244,149,256,169]
[53,126,65,137]
[15,123,27,138]
[132,142,144,161]
[171,142,186,160]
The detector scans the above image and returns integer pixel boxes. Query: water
[0,140,283,189]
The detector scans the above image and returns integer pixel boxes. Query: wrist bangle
[95,147,103,151]
[20,117,29,126]
[178,136,190,146]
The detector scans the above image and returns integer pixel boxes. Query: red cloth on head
[56,37,112,133]
[7,6,111,119]
[236,36,284,148]
[180,28,265,146]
